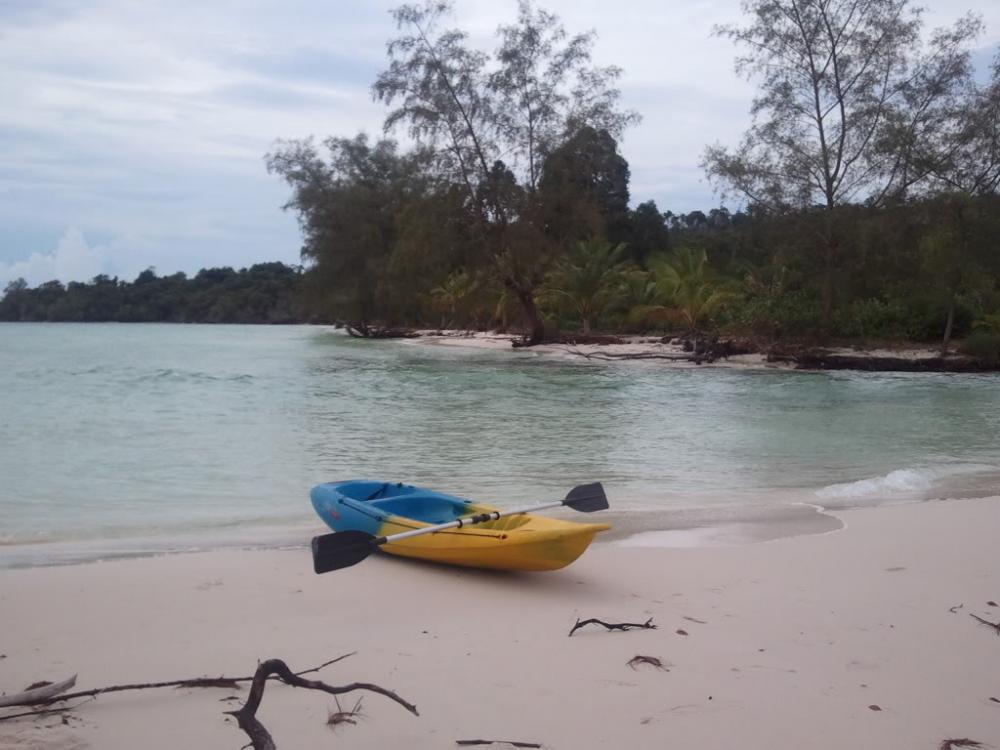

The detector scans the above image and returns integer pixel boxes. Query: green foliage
[729,290,825,338]
[642,247,738,332]
[542,239,628,334]
[833,299,910,339]
[959,332,1000,364]
[0,264,305,324]
[973,314,1000,336]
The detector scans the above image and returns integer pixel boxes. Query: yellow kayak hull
[380,515,611,571]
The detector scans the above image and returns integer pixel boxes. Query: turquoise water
[2,323,999,563]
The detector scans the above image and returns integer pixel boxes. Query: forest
[3,0,999,360]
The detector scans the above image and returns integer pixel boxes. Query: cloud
[0,0,998,282]
[0,228,112,287]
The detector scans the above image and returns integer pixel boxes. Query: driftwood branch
[627,655,668,671]
[0,697,95,722]
[226,658,418,750]
[0,675,77,708]
[0,653,357,713]
[568,617,657,637]
[456,741,542,748]
[969,613,1000,635]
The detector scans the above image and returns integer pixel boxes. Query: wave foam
[815,468,934,500]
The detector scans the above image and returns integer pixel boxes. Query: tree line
[0,263,308,324]
[263,0,999,356]
[3,0,999,361]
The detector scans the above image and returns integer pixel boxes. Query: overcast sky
[1,0,997,287]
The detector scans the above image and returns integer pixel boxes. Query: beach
[3,496,998,749]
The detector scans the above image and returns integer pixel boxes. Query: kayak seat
[477,514,531,531]
[370,495,467,525]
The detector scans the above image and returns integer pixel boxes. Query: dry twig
[939,740,982,750]
[969,613,1000,635]
[568,617,657,637]
[456,741,542,748]
[627,655,668,671]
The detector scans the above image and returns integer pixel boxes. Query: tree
[537,125,632,247]
[627,200,670,266]
[913,51,1000,352]
[648,248,738,333]
[703,0,982,323]
[373,0,638,343]
[266,134,431,324]
[543,238,627,334]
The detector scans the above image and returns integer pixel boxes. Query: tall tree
[913,50,1000,352]
[703,0,981,323]
[266,134,431,324]
[373,0,638,343]
[537,125,632,247]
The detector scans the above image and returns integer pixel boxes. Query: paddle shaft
[373,499,566,545]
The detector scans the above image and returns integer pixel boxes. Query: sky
[1,0,998,287]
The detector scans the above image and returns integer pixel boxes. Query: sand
[2,497,999,749]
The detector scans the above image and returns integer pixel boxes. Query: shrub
[833,298,909,339]
[958,331,1000,364]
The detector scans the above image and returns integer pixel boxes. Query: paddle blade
[311,530,378,574]
[563,482,609,513]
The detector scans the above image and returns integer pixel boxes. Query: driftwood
[0,675,77,708]
[456,741,542,748]
[226,658,418,750]
[939,740,983,750]
[345,322,420,339]
[0,653,356,713]
[627,655,668,671]
[969,613,1000,635]
[564,347,697,362]
[568,617,657,637]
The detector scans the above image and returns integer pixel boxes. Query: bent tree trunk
[506,278,545,345]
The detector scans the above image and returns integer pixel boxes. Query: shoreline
[393,328,999,372]
[2,496,998,749]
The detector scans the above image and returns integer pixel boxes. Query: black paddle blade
[311,530,378,574]
[563,482,609,513]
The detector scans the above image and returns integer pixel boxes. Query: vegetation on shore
[2,0,998,363]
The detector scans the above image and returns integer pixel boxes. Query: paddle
[311,482,608,574]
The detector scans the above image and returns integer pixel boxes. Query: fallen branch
[627,655,668,671]
[969,613,1000,635]
[563,346,695,362]
[0,675,77,708]
[226,658,418,750]
[568,617,657,637]
[0,653,356,713]
[939,740,982,750]
[0,698,94,722]
[456,741,542,748]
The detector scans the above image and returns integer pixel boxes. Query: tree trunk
[940,296,956,356]
[822,207,837,330]
[507,279,545,345]
[582,316,591,335]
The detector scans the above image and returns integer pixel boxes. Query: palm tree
[430,269,478,329]
[640,247,737,334]
[544,239,628,334]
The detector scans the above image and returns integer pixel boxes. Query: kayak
[310,480,611,571]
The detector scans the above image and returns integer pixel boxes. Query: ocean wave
[815,468,933,499]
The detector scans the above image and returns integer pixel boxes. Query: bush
[958,332,1000,364]
[833,298,909,339]
[728,291,824,337]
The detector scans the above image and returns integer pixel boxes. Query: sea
[2,323,999,567]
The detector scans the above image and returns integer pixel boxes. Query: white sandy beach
[400,329,948,370]
[2,496,998,749]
